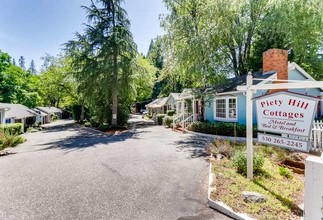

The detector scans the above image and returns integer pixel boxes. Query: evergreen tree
[29,59,36,74]
[18,56,25,70]
[12,58,16,66]
[66,0,137,126]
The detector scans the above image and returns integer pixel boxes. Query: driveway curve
[0,118,230,220]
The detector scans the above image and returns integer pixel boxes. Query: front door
[195,100,199,115]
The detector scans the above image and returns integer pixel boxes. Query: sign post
[246,73,254,180]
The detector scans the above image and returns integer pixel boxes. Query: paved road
[0,117,230,220]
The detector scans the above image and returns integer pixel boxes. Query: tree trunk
[111,86,118,127]
[80,101,85,123]
[111,1,118,127]
[111,43,118,127]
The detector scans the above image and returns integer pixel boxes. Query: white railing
[173,113,184,129]
[173,113,198,132]
[182,114,199,131]
[182,114,194,130]
[311,120,323,151]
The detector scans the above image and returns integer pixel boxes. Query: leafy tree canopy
[162,0,323,85]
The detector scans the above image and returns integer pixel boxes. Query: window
[228,98,237,119]
[215,99,226,118]
[167,104,172,110]
[214,97,237,121]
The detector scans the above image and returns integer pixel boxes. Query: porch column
[176,101,179,114]
[181,100,184,115]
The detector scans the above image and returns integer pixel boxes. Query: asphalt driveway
[0,117,230,220]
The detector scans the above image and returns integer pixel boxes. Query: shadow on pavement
[40,125,151,152]
[174,134,213,159]
[41,123,78,133]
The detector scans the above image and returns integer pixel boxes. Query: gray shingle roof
[0,103,39,119]
[36,107,62,114]
[146,97,168,108]
[33,109,48,116]
[206,71,276,94]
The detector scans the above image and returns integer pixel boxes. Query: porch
[173,89,201,131]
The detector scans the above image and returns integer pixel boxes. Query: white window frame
[214,96,238,122]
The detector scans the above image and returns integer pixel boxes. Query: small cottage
[204,49,323,125]
[35,107,62,123]
[146,93,180,116]
[0,103,40,131]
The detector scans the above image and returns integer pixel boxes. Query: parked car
[140,109,147,115]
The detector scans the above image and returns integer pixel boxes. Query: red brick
[263,49,288,93]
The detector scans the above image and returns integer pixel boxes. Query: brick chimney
[263,49,288,93]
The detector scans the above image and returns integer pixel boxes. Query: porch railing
[173,113,184,128]
[182,114,195,130]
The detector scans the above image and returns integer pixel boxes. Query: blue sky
[0,0,167,70]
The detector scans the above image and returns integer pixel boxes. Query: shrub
[12,136,26,146]
[212,139,243,159]
[84,122,92,127]
[188,121,257,137]
[163,116,173,127]
[0,132,25,150]
[279,166,293,179]
[232,150,264,175]
[0,123,23,135]
[51,114,59,121]
[157,114,166,125]
[167,110,175,116]
[71,104,82,121]
[97,124,110,131]
[27,127,39,133]
[117,105,130,126]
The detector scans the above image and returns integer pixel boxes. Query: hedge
[188,121,257,137]
[0,123,23,135]
[167,110,175,116]
[157,114,166,125]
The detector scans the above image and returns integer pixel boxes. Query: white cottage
[35,107,62,123]
[146,93,180,116]
[173,89,202,129]
[0,103,40,132]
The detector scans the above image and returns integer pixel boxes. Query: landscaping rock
[242,191,266,203]
[216,154,224,160]
[0,150,7,156]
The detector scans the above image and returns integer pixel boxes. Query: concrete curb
[208,163,254,220]
[185,130,258,142]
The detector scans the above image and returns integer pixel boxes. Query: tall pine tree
[29,60,36,74]
[66,0,137,127]
[18,56,25,70]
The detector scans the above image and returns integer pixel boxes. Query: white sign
[255,92,318,137]
[258,133,309,152]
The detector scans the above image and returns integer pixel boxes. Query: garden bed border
[207,163,254,220]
